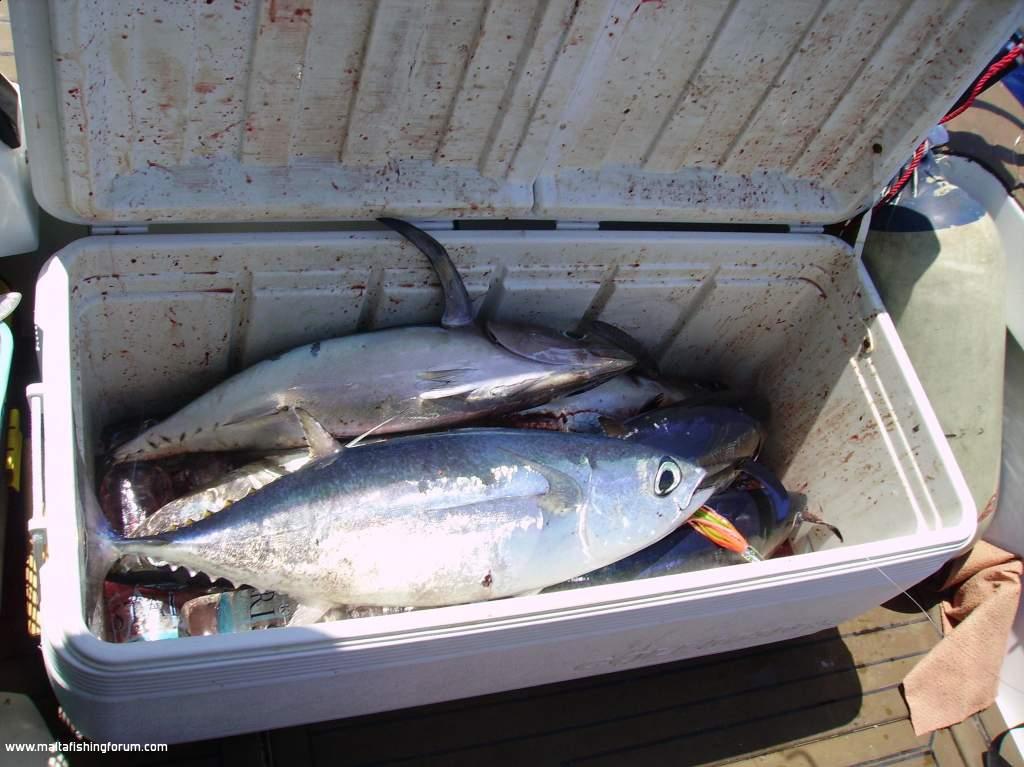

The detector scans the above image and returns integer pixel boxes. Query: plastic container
[12,0,1024,745]
[0,77,38,257]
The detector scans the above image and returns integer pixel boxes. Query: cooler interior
[43,228,969,638]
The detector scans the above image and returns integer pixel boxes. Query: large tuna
[112,219,634,461]
[97,428,706,608]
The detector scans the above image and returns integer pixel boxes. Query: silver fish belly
[112,430,705,607]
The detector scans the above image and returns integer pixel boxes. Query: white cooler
[10,0,1023,745]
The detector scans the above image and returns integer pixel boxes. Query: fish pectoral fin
[292,407,342,459]
[418,368,483,401]
[466,375,546,403]
[420,371,544,405]
[498,449,583,516]
[418,368,477,386]
[220,404,288,428]
[470,293,486,320]
[645,393,666,411]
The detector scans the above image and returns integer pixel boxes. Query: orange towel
[903,541,1023,736]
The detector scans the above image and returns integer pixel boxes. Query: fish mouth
[679,486,715,518]
[588,344,638,375]
[562,327,637,372]
[572,336,639,378]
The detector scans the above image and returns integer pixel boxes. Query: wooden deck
[258,598,996,767]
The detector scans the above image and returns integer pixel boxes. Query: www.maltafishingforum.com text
[6,741,169,754]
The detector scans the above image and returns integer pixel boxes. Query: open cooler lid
[10,0,1024,226]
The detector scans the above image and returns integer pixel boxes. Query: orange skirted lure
[687,506,765,563]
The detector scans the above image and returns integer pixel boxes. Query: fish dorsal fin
[378,218,474,329]
[471,293,486,320]
[292,408,342,458]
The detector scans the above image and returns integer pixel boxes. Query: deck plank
[948,717,991,766]
[933,728,969,767]
[283,608,940,767]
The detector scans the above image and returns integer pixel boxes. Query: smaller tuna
[604,404,765,489]
[545,460,793,591]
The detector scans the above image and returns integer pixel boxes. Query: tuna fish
[95,428,706,608]
[604,404,765,489]
[546,460,794,590]
[112,219,634,461]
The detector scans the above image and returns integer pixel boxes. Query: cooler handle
[25,382,45,565]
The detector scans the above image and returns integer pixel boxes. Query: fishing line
[861,553,944,639]
[797,525,1024,698]
[692,513,1024,700]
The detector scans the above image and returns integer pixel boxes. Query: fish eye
[562,329,585,341]
[654,458,682,496]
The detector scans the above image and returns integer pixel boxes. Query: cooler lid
[10,0,1023,226]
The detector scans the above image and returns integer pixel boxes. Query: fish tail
[82,487,126,633]
[84,501,172,635]
[85,499,169,586]
[85,508,126,589]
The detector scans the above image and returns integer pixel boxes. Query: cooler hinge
[90,225,149,235]
[787,224,825,234]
